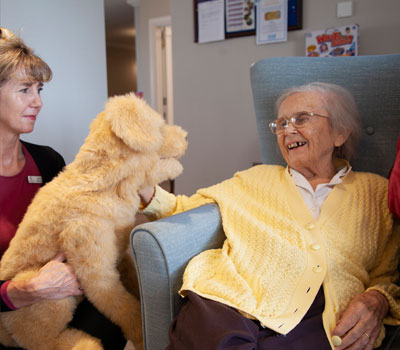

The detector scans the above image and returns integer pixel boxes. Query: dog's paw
[146,158,183,186]
[142,123,187,187]
[158,125,188,160]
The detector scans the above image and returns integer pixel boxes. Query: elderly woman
[0,27,126,349]
[139,82,400,350]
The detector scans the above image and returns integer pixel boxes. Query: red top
[388,135,400,218]
[0,143,41,256]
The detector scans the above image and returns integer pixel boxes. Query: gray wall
[168,0,400,195]
[0,0,108,164]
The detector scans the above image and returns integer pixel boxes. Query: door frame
[149,16,174,124]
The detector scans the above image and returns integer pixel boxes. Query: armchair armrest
[130,204,225,350]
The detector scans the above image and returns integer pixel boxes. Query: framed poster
[194,0,302,42]
[225,0,256,39]
[256,0,287,45]
[197,0,225,43]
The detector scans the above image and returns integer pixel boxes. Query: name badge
[28,176,43,184]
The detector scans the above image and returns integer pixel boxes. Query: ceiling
[104,0,135,49]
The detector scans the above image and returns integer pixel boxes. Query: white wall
[0,0,108,164]
[168,0,400,195]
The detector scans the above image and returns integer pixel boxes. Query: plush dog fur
[0,93,188,350]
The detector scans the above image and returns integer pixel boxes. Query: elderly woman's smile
[287,141,307,150]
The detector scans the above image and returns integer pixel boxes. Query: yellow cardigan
[143,164,400,347]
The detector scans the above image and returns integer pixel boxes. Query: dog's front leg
[61,220,143,350]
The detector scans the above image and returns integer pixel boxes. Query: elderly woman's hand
[6,252,83,309]
[139,186,156,207]
[332,290,389,349]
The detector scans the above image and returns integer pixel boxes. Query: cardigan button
[332,335,342,346]
[313,265,323,273]
[311,243,321,251]
[305,222,315,230]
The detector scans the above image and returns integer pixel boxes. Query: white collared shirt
[290,165,351,219]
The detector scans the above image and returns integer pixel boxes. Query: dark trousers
[4,298,126,350]
[68,298,127,350]
[167,288,331,350]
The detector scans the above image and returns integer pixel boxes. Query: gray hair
[275,82,362,161]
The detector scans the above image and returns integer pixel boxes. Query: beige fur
[0,93,187,350]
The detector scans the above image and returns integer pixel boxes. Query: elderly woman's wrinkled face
[0,70,43,135]
[277,92,346,175]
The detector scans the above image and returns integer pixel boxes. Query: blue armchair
[130,54,400,350]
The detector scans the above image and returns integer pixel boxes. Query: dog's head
[104,93,165,153]
[72,93,187,190]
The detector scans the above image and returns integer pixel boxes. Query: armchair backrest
[250,55,400,176]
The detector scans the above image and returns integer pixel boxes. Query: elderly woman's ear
[334,129,351,148]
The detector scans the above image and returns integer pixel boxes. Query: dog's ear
[104,93,164,152]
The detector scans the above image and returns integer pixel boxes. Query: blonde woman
[0,28,126,350]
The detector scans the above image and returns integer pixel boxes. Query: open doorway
[104,0,137,97]
[149,17,175,193]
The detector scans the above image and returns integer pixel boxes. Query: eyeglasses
[269,111,329,134]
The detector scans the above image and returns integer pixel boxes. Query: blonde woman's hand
[6,252,83,309]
